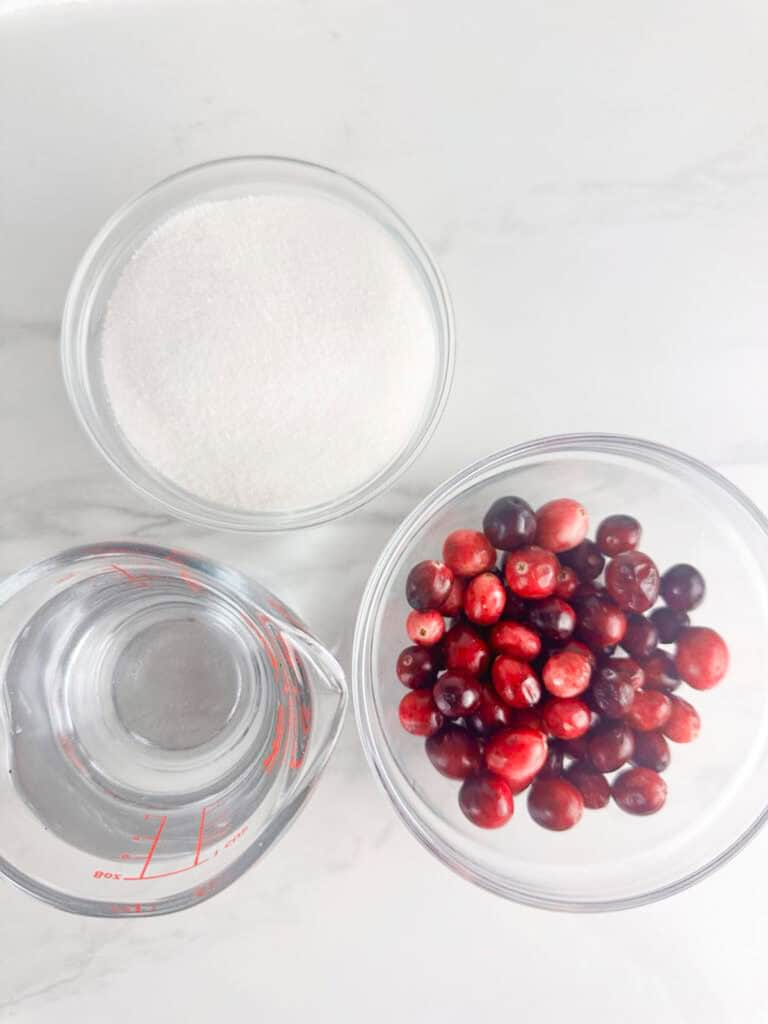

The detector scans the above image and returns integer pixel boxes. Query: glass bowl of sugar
[61,157,454,531]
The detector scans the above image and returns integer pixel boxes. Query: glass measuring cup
[0,542,347,917]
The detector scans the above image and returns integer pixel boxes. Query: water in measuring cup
[4,561,311,863]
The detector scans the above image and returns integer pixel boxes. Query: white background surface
[2,2,768,1020]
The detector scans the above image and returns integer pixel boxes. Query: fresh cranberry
[542,651,592,698]
[663,695,701,743]
[482,495,537,551]
[592,672,636,720]
[595,514,642,557]
[484,726,549,793]
[539,744,566,778]
[612,767,667,815]
[534,498,589,553]
[425,725,483,779]
[434,669,481,718]
[621,614,658,659]
[566,764,611,809]
[442,529,496,577]
[466,684,512,737]
[441,575,466,617]
[459,773,514,828]
[558,640,597,669]
[631,730,671,772]
[559,540,605,582]
[640,650,681,692]
[398,690,444,736]
[463,572,506,626]
[528,597,577,642]
[572,581,603,604]
[650,606,689,644]
[627,690,671,732]
[443,623,491,676]
[504,546,559,599]
[396,645,440,689]
[561,734,590,761]
[509,707,545,732]
[554,565,579,599]
[527,777,584,831]
[491,656,541,708]
[406,560,454,611]
[660,563,706,612]
[500,590,528,621]
[588,722,635,773]
[489,620,541,661]
[605,551,660,613]
[675,627,729,689]
[542,698,591,740]
[406,609,445,646]
[577,593,627,650]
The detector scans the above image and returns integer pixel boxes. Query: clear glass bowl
[0,542,347,917]
[61,156,454,532]
[353,434,768,911]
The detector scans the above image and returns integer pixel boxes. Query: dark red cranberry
[491,656,541,708]
[542,698,591,740]
[605,551,660,613]
[592,668,637,719]
[542,651,592,698]
[663,695,701,743]
[398,690,444,736]
[561,734,590,761]
[595,514,642,557]
[675,627,729,689]
[627,690,671,732]
[631,730,671,772]
[434,669,481,718]
[660,563,706,612]
[650,606,689,644]
[406,609,445,646]
[489,621,541,661]
[559,540,605,582]
[621,614,658,659]
[441,576,466,617]
[443,623,491,676]
[484,726,548,793]
[509,707,545,732]
[588,722,635,773]
[500,589,527,621]
[577,593,627,650]
[612,767,667,815]
[463,572,506,626]
[640,650,681,692]
[482,496,537,551]
[466,684,512,737]
[554,565,579,599]
[528,597,577,643]
[396,645,440,689]
[442,529,496,577]
[425,725,483,779]
[539,744,566,778]
[572,581,603,604]
[534,499,589,553]
[504,546,559,599]
[459,772,515,828]
[566,764,611,809]
[406,560,454,611]
[527,777,584,831]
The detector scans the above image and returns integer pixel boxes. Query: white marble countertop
[2,1,768,1020]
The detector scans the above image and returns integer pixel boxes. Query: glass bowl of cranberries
[353,433,768,911]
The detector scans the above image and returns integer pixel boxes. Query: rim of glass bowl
[60,155,455,533]
[352,432,768,912]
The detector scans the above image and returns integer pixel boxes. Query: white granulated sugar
[101,193,436,511]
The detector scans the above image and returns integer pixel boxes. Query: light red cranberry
[489,620,542,661]
[459,773,514,828]
[675,627,729,689]
[463,572,506,625]
[491,656,541,708]
[527,777,584,830]
[626,690,671,732]
[442,529,496,577]
[443,622,491,676]
[398,690,444,736]
[612,767,667,815]
[542,697,591,740]
[504,546,559,599]
[542,651,592,698]
[406,609,445,646]
[484,726,549,793]
[662,695,701,743]
[534,498,589,553]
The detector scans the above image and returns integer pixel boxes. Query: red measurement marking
[301,705,312,733]
[111,563,149,587]
[122,860,209,882]
[138,815,166,879]
[193,807,207,866]
[165,550,203,592]
[263,705,285,773]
